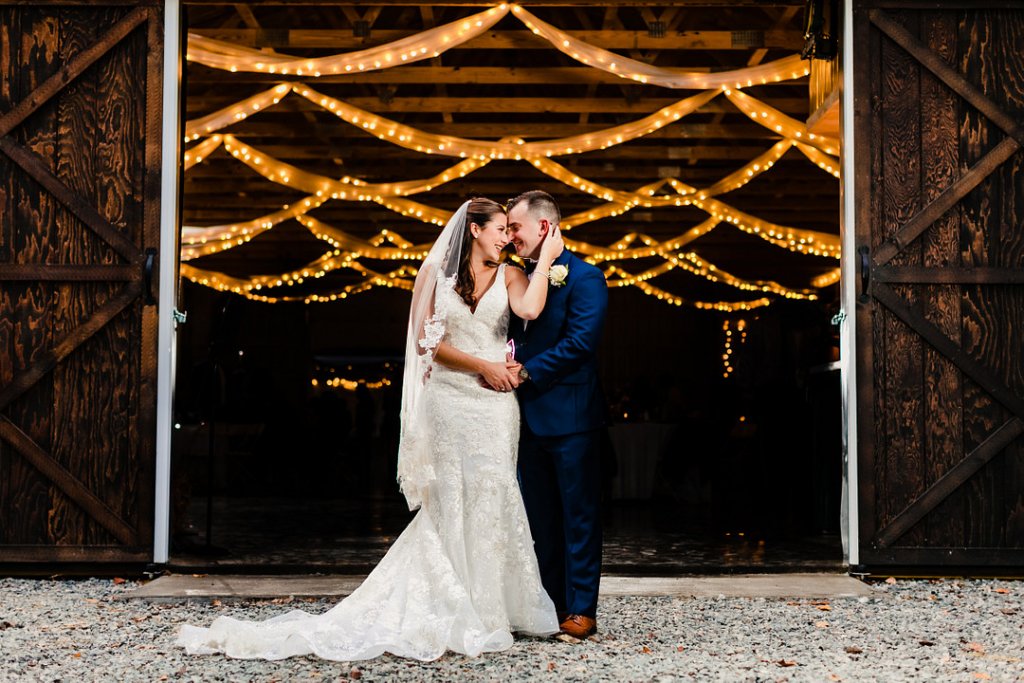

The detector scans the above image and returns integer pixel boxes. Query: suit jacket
[510,249,608,437]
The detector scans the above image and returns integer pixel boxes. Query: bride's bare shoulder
[504,259,527,281]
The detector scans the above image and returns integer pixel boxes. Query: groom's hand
[477,360,523,391]
[506,361,523,389]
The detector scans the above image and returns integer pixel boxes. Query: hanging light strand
[181,196,330,260]
[293,82,720,159]
[186,5,511,75]
[220,134,491,200]
[794,141,841,178]
[724,88,840,155]
[184,85,290,141]
[183,135,224,171]
[511,5,810,89]
[811,267,842,288]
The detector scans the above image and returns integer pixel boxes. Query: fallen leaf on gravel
[885,577,897,584]
[72,653,81,658]
[211,599,222,607]
[829,674,842,681]
[547,662,556,671]
[113,577,126,585]
[967,642,985,653]
[919,640,935,646]
[1001,608,1018,615]
[973,673,990,680]
[191,574,207,578]
[993,588,1010,594]
[777,659,797,667]
[642,646,651,654]
[677,646,685,652]
[158,676,167,681]
[845,646,863,654]
[815,621,829,628]
[349,667,362,679]
[84,598,99,604]
[817,605,832,611]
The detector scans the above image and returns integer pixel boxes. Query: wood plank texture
[877,8,926,546]
[0,7,59,546]
[0,3,159,561]
[917,10,964,549]
[858,3,1024,565]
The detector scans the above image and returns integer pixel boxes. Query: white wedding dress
[176,263,558,662]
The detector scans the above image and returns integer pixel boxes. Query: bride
[176,197,566,662]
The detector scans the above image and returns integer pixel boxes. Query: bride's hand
[479,360,517,392]
[538,225,564,266]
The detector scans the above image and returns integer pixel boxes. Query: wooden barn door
[853,2,1024,567]
[0,2,164,562]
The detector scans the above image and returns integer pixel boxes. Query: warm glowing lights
[186,6,509,75]
[187,4,810,95]
[293,83,720,159]
[724,89,840,156]
[313,376,393,391]
[811,267,842,288]
[184,85,289,141]
[181,195,329,261]
[795,142,841,179]
[722,318,748,377]
[220,134,490,200]
[180,258,419,304]
[512,6,810,90]
[670,179,841,259]
[180,5,842,311]
[183,135,224,171]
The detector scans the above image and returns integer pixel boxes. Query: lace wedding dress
[176,263,558,662]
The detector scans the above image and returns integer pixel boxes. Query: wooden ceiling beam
[186,28,804,50]
[203,121,783,139]
[186,95,809,114]
[183,166,835,183]
[186,66,731,85]
[188,143,777,159]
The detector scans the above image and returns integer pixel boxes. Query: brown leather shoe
[559,614,597,639]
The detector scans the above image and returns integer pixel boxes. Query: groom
[506,190,608,639]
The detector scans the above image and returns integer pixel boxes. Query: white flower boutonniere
[548,264,569,287]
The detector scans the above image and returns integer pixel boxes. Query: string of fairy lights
[181,3,842,313]
[721,318,748,378]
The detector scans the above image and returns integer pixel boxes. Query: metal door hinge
[172,308,188,326]
[831,310,846,326]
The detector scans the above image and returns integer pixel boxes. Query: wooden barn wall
[855,2,1024,566]
[0,2,162,562]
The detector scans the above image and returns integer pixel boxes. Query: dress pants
[517,424,602,618]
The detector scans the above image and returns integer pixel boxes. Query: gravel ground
[1,577,1022,682]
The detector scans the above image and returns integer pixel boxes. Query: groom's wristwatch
[518,366,530,382]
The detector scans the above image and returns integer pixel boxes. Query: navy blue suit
[510,249,608,618]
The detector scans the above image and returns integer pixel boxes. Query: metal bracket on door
[172,308,188,327]
[858,246,871,304]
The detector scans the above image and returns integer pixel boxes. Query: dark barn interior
[170,0,844,571]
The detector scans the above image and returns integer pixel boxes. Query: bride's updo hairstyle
[454,197,505,308]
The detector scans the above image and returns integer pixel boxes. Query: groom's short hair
[507,190,560,225]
